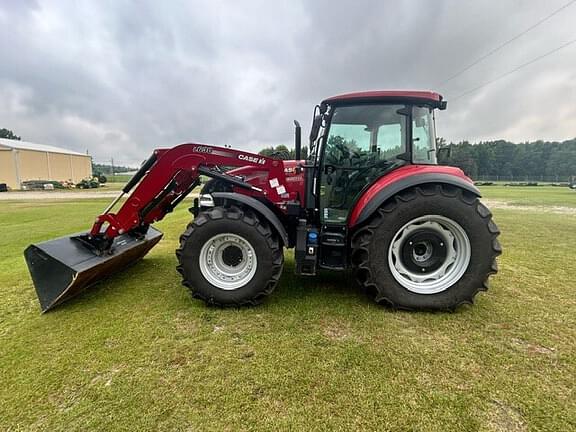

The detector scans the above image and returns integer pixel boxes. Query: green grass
[479,185,576,208]
[99,182,126,191]
[106,174,134,183]
[1,195,575,431]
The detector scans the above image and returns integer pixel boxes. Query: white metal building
[0,138,92,189]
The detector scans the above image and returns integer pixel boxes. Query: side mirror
[293,120,301,160]
[437,145,452,159]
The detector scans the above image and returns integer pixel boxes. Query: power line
[438,0,576,87]
[450,36,576,101]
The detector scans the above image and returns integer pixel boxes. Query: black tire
[200,179,232,194]
[351,184,501,310]
[176,206,284,306]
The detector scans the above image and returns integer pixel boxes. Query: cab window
[320,104,407,223]
[412,106,436,164]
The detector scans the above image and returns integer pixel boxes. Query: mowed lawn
[479,184,576,208]
[1,187,575,431]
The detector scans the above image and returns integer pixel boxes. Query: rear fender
[348,165,480,228]
[210,192,289,246]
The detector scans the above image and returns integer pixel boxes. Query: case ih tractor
[25,90,501,312]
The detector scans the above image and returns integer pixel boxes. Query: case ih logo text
[238,154,266,165]
[192,146,213,154]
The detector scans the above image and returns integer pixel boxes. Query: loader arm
[90,144,287,245]
[24,143,288,312]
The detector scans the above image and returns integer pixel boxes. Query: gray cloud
[1,0,575,165]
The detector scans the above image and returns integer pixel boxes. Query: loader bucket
[24,227,163,313]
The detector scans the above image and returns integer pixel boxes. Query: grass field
[1,187,575,431]
[106,174,134,183]
[478,185,576,208]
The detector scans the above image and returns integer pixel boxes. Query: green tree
[288,146,308,160]
[258,145,292,160]
[440,138,576,180]
[0,128,21,140]
[258,146,276,157]
[545,146,576,178]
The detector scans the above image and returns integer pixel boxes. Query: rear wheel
[351,185,501,310]
[176,206,284,306]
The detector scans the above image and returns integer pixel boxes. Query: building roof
[323,90,446,109]
[0,138,89,157]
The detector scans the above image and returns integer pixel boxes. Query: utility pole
[111,158,115,181]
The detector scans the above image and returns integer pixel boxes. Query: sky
[1,0,575,166]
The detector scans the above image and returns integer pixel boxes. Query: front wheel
[176,206,284,306]
[351,185,501,310]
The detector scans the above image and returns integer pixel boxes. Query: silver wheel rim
[388,215,471,294]
[199,233,257,290]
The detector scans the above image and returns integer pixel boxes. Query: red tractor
[25,90,501,312]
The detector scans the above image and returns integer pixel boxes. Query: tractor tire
[351,184,501,310]
[176,206,284,307]
[200,178,232,194]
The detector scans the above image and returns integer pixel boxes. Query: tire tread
[351,185,501,311]
[175,206,284,307]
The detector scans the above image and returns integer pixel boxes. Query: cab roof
[323,90,446,109]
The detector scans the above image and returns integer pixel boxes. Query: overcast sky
[1,0,575,165]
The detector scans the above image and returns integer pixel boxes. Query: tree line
[258,144,308,160]
[258,138,576,181]
[437,138,576,180]
[92,163,134,174]
[4,126,575,180]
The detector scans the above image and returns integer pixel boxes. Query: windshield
[325,104,408,167]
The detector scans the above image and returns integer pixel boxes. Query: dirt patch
[511,337,557,356]
[485,399,527,432]
[90,367,123,387]
[483,199,576,215]
[173,312,200,334]
[321,319,352,341]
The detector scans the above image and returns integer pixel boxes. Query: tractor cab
[293,91,449,274]
[303,91,446,225]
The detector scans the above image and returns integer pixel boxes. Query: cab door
[319,104,408,224]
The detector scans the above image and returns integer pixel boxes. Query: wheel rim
[388,215,471,294]
[199,233,257,290]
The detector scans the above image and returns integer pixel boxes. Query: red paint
[90,144,296,239]
[227,159,305,201]
[347,165,472,227]
[324,90,443,106]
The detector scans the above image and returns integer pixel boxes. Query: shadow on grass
[39,255,175,315]
[41,254,380,315]
[42,251,469,317]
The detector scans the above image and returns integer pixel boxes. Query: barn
[0,138,92,190]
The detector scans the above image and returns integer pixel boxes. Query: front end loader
[25,90,501,312]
